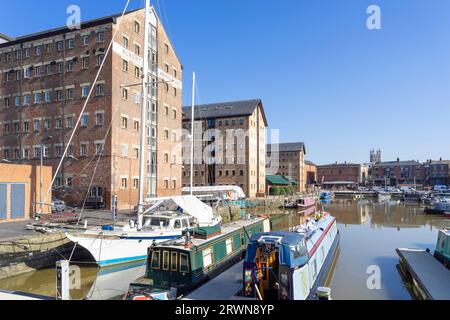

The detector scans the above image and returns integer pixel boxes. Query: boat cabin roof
[143,212,191,219]
[249,231,305,246]
[152,217,267,251]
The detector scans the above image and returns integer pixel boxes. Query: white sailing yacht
[66,1,220,267]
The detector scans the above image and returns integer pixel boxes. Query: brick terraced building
[0,7,182,210]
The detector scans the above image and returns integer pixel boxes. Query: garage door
[0,184,6,220]
[10,184,25,219]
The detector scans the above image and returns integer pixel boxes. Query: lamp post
[40,136,53,213]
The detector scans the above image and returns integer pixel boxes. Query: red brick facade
[0,7,182,210]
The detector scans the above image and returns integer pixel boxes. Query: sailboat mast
[137,0,151,230]
[190,72,196,196]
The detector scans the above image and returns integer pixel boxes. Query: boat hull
[66,232,181,267]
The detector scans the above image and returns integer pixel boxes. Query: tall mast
[137,0,151,230]
[190,72,196,195]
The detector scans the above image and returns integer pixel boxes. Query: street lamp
[40,136,53,213]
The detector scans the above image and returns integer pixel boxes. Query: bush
[270,187,280,196]
[280,187,287,195]
[286,186,294,195]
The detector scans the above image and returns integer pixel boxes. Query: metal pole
[190,72,196,196]
[137,0,151,230]
[40,145,43,213]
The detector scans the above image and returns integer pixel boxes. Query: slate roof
[374,160,421,167]
[182,99,267,126]
[267,142,306,154]
[0,8,142,48]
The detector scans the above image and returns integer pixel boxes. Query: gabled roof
[267,142,306,154]
[305,160,316,166]
[182,99,268,126]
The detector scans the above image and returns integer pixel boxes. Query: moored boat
[377,191,391,202]
[281,197,316,210]
[320,192,332,200]
[241,212,339,300]
[66,196,222,267]
[125,216,271,300]
[425,197,450,215]
[434,229,450,269]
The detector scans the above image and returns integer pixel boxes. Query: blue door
[10,184,25,219]
[0,184,7,220]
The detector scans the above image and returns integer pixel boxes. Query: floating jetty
[396,248,450,300]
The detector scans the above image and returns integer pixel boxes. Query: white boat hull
[66,231,181,267]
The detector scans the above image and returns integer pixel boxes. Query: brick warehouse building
[266,142,307,192]
[182,99,268,198]
[0,7,182,210]
[317,162,369,188]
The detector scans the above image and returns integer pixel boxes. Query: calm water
[0,199,448,300]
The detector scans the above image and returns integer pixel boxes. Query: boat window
[226,238,233,255]
[145,217,169,228]
[174,219,182,229]
[202,248,213,268]
[180,253,190,273]
[162,251,170,270]
[182,218,189,229]
[151,251,161,270]
[171,252,178,271]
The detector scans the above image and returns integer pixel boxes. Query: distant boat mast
[190,72,196,196]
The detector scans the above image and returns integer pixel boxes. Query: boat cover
[246,231,308,268]
[144,195,214,226]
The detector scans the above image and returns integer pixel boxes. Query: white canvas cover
[144,195,214,225]
[181,186,246,200]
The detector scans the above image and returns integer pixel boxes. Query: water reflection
[0,200,448,300]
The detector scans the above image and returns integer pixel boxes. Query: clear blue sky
[2,0,450,165]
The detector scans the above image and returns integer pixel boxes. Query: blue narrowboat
[242,213,340,300]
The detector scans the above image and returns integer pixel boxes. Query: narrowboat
[281,197,316,210]
[125,216,271,300]
[242,212,340,300]
[434,229,450,269]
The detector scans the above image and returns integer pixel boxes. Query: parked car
[358,187,368,191]
[400,187,416,193]
[385,187,400,193]
[51,199,66,213]
[434,185,449,192]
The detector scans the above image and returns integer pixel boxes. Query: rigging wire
[39,0,132,216]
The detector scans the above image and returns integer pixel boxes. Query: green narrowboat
[125,216,271,300]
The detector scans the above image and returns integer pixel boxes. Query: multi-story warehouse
[181,99,268,198]
[266,142,307,192]
[0,7,182,210]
